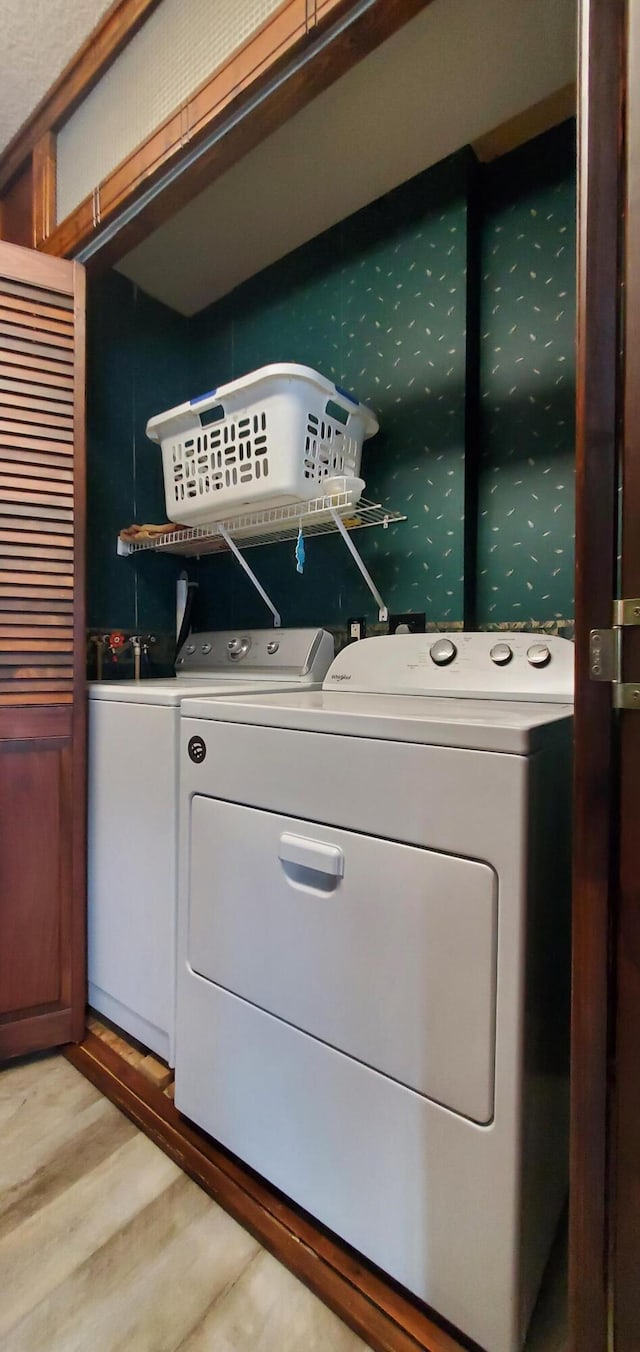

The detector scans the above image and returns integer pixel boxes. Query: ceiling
[118,0,577,317]
[0,0,113,153]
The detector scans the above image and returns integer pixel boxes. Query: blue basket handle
[190,388,228,427]
[334,383,359,407]
[325,383,360,426]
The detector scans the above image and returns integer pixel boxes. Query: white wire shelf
[117,487,406,626]
[117,490,406,558]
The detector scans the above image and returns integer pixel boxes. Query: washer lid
[181,688,572,754]
[89,627,334,703]
[88,677,324,706]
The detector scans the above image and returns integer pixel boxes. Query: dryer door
[188,797,497,1123]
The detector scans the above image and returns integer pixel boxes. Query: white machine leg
[217,525,282,628]
[329,508,389,623]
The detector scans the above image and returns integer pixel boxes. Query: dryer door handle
[278,832,344,879]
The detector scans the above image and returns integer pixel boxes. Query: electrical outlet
[388,612,426,635]
[348,617,367,642]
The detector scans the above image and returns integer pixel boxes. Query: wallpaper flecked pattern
[86,127,576,636]
[192,155,470,629]
[86,272,192,630]
[476,123,576,623]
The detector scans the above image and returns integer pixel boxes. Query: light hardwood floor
[0,1053,566,1352]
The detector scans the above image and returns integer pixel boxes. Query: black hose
[176,580,198,659]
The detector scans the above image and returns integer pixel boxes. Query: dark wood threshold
[65,1031,476,1352]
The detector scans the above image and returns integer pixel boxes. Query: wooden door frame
[612,3,640,1347]
[571,0,627,1348]
[0,0,629,1340]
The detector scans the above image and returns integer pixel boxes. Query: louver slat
[0,262,80,706]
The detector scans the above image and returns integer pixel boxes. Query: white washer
[87,627,333,1063]
[176,631,573,1352]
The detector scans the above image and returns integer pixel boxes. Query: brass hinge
[613,597,640,626]
[590,598,640,708]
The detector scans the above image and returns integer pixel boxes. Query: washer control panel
[324,631,574,703]
[175,628,334,682]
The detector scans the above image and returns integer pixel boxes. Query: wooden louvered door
[0,241,85,1059]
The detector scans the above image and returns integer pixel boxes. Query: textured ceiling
[0,0,114,153]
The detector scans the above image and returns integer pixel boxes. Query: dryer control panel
[323,631,574,702]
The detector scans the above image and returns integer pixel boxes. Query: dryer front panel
[188,796,497,1123]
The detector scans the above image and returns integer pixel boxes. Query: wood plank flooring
[0,1052,567,1352]
[0,1053,369,1352]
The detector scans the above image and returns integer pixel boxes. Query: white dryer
[87,627,333,1063]
[176,631,573,1352]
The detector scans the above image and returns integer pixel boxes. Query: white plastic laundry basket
[146,363,378,527]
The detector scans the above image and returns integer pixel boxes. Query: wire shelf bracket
[217,523,281,628]
[117,488,406,626]
[328,507,388,622]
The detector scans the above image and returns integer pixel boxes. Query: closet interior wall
[86,120,577,640]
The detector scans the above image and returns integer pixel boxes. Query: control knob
[267,641,280,655]
[527,643,551,668]
[227,636,250,660]
[429,638,457,666]
[490,642,513,666]
[201,642,212,654]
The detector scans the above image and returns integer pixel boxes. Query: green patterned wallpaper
[85,125,576,637]
[191,153,471,630]
[476,121,576,624]
[189,127,575,632]
[86,271,192,631]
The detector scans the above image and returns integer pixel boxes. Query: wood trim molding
[65,1032,475,1352]
[0,161,34,248]
[33,133,57,247]
[0,235,78,289]
[0,1007,74,1059]
[0,0,163,195]
[472,83,576,164]
[569,1,625,1350]
[42,0,434,266]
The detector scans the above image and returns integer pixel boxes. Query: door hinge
[613,596,640,626]
[590,598,640,708]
